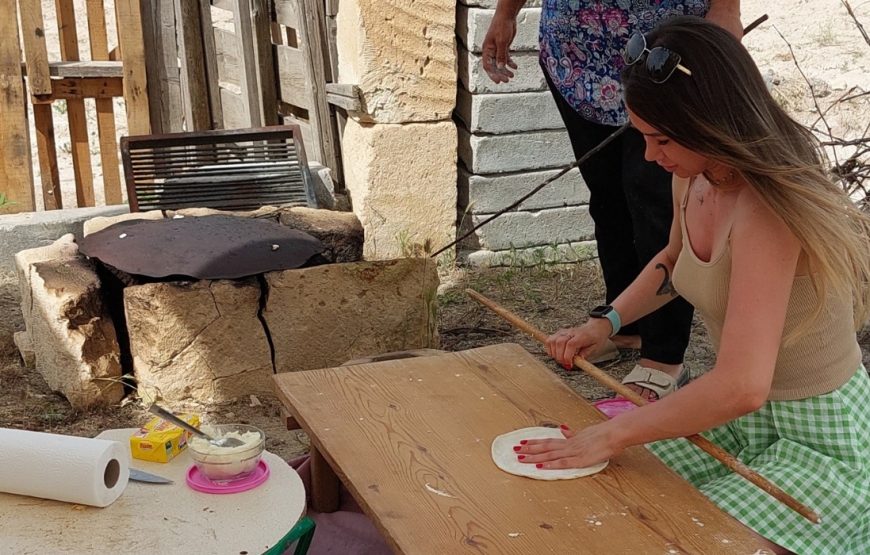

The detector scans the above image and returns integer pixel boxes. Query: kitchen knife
[129,468,174,484]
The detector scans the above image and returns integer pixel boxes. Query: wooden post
[299,0,339,176]
[56,0,96,208]
[176,0,212,130]
[310,446,340,513]
[87,0,123,205]
[199,0,224,129]
[140,0,183,134]
[20,0,61,209]
[32,105,63,210]
[116,0,152,136]
[252,0,278,126]
[234,0,263,127]
[0,0,35,213]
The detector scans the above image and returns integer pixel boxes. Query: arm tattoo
[655,263,678,297]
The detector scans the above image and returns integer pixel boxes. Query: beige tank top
[671,182,861,401]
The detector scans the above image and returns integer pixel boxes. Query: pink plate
[593,398,639,419]
[186,459,270,494]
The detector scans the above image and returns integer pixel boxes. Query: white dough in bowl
[491,426,608,480]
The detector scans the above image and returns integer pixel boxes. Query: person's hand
[514,422,624,470]
[546,319,612,369]
[705,2,743,40]
[481,12,519,83]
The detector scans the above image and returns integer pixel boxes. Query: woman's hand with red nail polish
[515,420,623,470]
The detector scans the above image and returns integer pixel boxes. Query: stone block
[125,279,274,404]
[15,239,123,409]
[15,234,79,331]
[278,207,364,263]
[83,210,165,236]
[461,240,598,268]
[265,258,439,373]
[342,119,457,259]
[458,126,574,174]
[309,162,351,211]
[0,205,129,272]
[459,47,545,94]
[457,7,540,53]
[459,166,589,213]
[460,205,594,251]
[455,89,563,133]
[336,0,456,123]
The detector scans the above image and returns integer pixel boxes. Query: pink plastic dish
[186,459,270,494]
[593,398,640,419]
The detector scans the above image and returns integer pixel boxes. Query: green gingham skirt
[648,367,870,555]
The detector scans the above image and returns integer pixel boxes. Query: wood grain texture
[55,0,95,207]
[175,0,211,131]
[274,344,766,554]
[116,0,151,135]
[33,104,62,210]
[199,0,223,129]
[298,0,338,169]
[0,0,36,213]
[141,0,183,133]
[19,0,52,95]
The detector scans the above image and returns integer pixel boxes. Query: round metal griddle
[79,215,325,279]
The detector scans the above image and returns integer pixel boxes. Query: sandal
[587,339,620,364]
[620,364,689,400]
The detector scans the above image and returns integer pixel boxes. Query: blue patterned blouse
[540,0,709,126]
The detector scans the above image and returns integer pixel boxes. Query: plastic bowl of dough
[187,424,265,484]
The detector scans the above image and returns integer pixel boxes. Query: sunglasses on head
[623,33,692,84]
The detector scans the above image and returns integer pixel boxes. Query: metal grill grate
[121,125,316,212]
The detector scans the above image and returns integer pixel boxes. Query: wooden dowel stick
[466,288,821,524]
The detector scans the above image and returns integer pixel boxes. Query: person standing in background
[481,1,741,399]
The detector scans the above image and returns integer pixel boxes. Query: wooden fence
[1,0,150,215]
[1,0,345,215]
[142,0,344,184]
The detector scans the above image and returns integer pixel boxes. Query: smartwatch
[589,305,621,337]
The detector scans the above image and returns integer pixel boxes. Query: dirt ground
[2,263,868,462]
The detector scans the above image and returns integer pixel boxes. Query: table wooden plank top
[274,343,765,554]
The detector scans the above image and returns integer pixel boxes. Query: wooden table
[0,428,305,554]
[274,343,766,554]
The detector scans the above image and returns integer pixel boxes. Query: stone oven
[14,207,438,410]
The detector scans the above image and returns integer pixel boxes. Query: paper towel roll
[0,428,129,507]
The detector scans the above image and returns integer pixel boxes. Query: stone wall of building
[337,0,458,260]
[455,2,597,266]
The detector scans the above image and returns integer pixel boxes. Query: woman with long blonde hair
[514,16,870,553]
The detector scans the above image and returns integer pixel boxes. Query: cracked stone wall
[125,258,438,403]
[125,278,274,403]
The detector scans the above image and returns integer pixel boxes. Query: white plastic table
[0,428,306,554]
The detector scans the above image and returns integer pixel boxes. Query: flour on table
[490,427,608,480]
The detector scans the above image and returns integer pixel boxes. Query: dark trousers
[544,70,693,364]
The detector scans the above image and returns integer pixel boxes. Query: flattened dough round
[491,426,608,480]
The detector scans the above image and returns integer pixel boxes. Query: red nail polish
[535,463,543,469]
[560,424,569,430]
[519,440,528,445]
[513,445,520,452]
[518,455,525,460]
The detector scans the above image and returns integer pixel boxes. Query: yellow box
[130,414,200,463]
